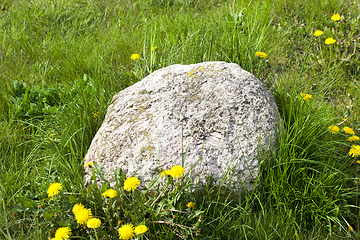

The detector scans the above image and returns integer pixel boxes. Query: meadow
[0,0,360,239]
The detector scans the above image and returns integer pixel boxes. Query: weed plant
[0,0,360,239]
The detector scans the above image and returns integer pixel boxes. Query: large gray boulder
[84,61,279,189]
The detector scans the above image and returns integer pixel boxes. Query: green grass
[1,0,360,239]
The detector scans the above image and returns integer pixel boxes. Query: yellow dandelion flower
[123,177,140,191]
[299,93,312,101]
[134,225,148,234]
[343,127,355,135]
[118,223,135,240]
[74,207,92,225]
[87,218,101,229]
[348,135,360,142]
[186,202,195,208]
[47,183,62,198]
[84,162,94,167]
[349,145,360,158]
[255,51,267,58]
[314,30,323,36]
[72,203,85,215]
[325,38,336,45]
[170,165,185,178]
[160,170,172,177]
[54,227,71,240]
[102,189,117,198]
[131,53,140,60]
[331,14,341,21]
[328,125,340,134]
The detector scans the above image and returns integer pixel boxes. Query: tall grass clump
[1,0,360,239]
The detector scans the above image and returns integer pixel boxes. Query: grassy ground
[1,0,360,239]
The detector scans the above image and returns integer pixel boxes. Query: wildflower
[328,125,340,134]
[131,53,140,60]
[151,46,158,51]
[299,93,312,101]
[348,225,354,232]
[348,136,360,142]
[186,202,195,208]
[255,51,267,58]
[325,38,336,45]
[343,127,355,135]
[87,218,102,229]
[160,170,172,177]
[349,145,360,158]
[84,162,94,167]
[47,183,62,198]
[118,223,135,240]
[74,207,92,225]
[134,225,148,234]
[123,177,140,191]
[170,165,185,178]
[53,227,71,240]
[331,14,341,21]
[102,189,117,198]
[92,111,99,118]
[314,30,324,36]
[72,203,85,215]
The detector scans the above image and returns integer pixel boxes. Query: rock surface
[84,61,279,189]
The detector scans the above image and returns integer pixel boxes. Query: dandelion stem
[319,41,324,68]
[176,180,179,193]
[329,46,332,69]
[335,24,338,35]
[94,229,99,240]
